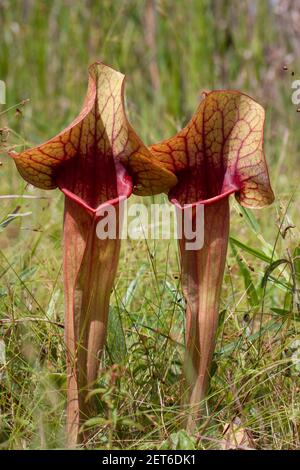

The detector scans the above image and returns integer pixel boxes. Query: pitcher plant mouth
[149,90,274,431]
[170,186,238,209]
[9,62,177,447]
[57,161,133,216]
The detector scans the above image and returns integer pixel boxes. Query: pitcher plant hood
[10,62,177,204]
[150,90,274,208]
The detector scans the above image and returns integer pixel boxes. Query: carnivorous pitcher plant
[150,90,274,430]
[10,63,274,442]
[9,62,176,446]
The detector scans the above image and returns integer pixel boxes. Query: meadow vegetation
[0,0,299,449]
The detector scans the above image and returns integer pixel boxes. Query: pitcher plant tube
[9,62,176,446]
[150,91,274,431]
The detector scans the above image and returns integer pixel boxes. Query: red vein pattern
[10,62,177,199]
[150,90,274,208]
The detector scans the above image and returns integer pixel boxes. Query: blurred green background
[0,0,299,450]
